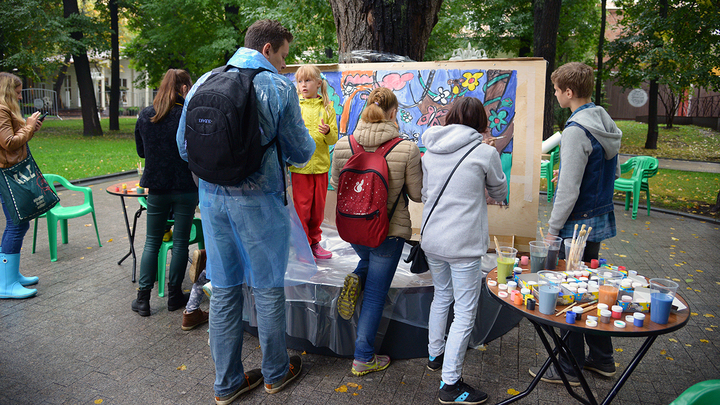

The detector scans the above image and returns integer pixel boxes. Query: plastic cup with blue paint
[538,285,560,315]
[649,278,678,325]
[543,236,562,270]
[529,241,549,273]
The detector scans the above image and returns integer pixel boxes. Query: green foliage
[607,0,720,93]
[124,0,337,87]
[425,0,475,60]
[616,120,720,162]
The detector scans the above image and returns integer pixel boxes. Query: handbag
[404,141,482,274]
[0,146,59,225]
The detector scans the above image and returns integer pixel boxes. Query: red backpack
[336,135,404,248]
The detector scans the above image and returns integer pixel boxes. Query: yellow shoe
[163,229,173,242]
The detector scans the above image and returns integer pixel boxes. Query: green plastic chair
[540,146,560,202]
[32,174,101,262]
[139,197,204,297]
[613,156,659,219]
[670,380,720,405]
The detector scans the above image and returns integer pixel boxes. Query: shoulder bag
[0,146,60,225]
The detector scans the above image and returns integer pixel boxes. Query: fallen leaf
[107,239,113,243]
[672,278,682,282]
[87,247,92,249]
[347,382,358,388]
[691,312,698,316]
[706,328,713,331]
[353,392,359,396]
[697,270,703,273]
[685,344,692,347]
[700,339,709,343]
[660,349,666,355]
[671,237,679,241]
[615,348,623,352]
[95,400,103,404]
[704,314,715,318]
[85,224,92,227]
[669,338,678,342]
[301,351,306,355]
[335,385,348,392]
[177,364,187,371]
[686,279,694,283]
[507,389,520,395]
[694,289,701,293]
[666,357,674,361]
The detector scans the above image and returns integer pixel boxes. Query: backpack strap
[375,137,403,157]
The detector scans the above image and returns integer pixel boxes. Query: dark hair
[244,20,293,53]
[444,97,488,133]
[151,69,192,123]
[551,62,594,99]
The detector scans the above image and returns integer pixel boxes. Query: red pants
[291,172,328,245]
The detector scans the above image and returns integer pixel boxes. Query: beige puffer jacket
[330,120,423,240]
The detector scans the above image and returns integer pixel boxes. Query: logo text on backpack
[198,118,213,124]
[354,180,364,193]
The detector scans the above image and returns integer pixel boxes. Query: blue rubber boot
[0,247,38,286]
[0,253,37,299]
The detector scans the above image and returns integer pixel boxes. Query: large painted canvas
[285,59,546,249]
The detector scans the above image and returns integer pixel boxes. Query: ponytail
[361,87,398,124]
[151,69,192,123]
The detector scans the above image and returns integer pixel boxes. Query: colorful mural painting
[286,68,518,205]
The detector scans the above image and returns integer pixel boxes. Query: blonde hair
[296,65,333,117]
[361,87,398,123]
[151,69,192,123]
[551,62,594,99]
[0,72,23,122]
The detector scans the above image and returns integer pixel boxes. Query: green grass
[31,117,141,181]
[615,120,720,162]
[614,169,719,214]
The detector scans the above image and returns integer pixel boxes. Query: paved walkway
[1,174,718,404]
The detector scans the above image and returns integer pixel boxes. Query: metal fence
[20,88,60,119]
[688,95,720,118]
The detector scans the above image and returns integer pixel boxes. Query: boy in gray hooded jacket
[531,62,623,385]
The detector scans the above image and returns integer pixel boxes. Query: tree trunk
[223,5,240,63]
[646,79,659,149]
[109,0,120,130]
[52,54,72,109]
[595,0,607,105]
[329,0,443,62]
[533,0,562,140]
[711,190,720,213]
[64,0,102,136]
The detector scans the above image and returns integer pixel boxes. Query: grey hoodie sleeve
[547,127,593,235]
[486,147,508,202]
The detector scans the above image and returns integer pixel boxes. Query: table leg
[601,335,657,405]
[543,324,597,405]
[116,196,144,283]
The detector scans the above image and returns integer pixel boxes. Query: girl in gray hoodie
[421,97,507,404]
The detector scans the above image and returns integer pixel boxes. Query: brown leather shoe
[182,308,209,331]
[189,249,206,284]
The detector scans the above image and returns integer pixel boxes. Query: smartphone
[39,112,49,121]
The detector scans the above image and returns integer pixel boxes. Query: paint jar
[521,288,532,304]
[600,309,612,324]
[526,299,536,311]
[598,270,624,308]
[507,281,517,292]
[619,295,633,311]
[614,320,626,328]
[566,311,576,324]
[513,290,523,305]
[597,303,609,317]
[572,306,584,321]
[633,312,645,327]
[586,319,597,327]
[628,270,638,277]
[527,281,539,292]
[520,256,529,266]
[498,284,508,292]
[632,282,644,289]
[487,279,497,287]
[611,305,623,319]
[586,315,598,323]
[498,291,508,298]
[625,315,635,323]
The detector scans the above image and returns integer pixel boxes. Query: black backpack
[185,66,271,186]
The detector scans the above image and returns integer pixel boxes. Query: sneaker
[351,354,390,376]
[265,355,302,394]
[215,368,263,405]
[427,353,444,371]
[182,308,209,331]
[189,249,206,284]
[203,282,213,298]
[528,365,580,387]
[163,229,173,242]
[584,358,616,377]
[438,378,488,404]
[311,243,332,259]
[338,273,360,320]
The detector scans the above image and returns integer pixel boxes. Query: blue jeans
[1,194,29,254]
[350,237,405,362]
[427,256,482,385]
[138,192,198,290]
[209,285,289,397]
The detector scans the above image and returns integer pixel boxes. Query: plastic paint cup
[598,270,624,307]
[498,291,508,298]
[538,285,560,315]
[513,291,523,305]
[566,311,576,324]
[625,315,635,323]
[586,319,597,327]
[619,295,633,311]
[507,281,517,291]
[537,270,564,287]
[586,315,598,323]
[614,320,626,328]
[496,246,518,284]
[572,306,584,321]
[600,309,612,324]
[520,256,529,266]
[597,303,609,317]
[529,241,549,273]
[611,305,623,319]
[590,259,599,269]
[487,279,497,287]
[527,299,536,310]
[633,312,645,327]
[544,236,562,270]
[498,284,508,291]
[649,278,678,325]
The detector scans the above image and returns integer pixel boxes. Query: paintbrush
[539,226,544,240]
[494,236,501,253]
[555,302,578,317]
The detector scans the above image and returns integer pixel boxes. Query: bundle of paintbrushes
[566,224,592,270]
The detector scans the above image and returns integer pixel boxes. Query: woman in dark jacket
[131,69,198,317]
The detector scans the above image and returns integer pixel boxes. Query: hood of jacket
[226,47,278,73]
[422,124,482,154]
[353,120,400,148]
[569,106,622,159]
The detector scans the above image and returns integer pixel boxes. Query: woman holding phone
[0,72,43,299]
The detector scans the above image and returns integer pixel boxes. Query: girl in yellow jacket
[291,65,338,259]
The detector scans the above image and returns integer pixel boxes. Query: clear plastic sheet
[241,221,523,358]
